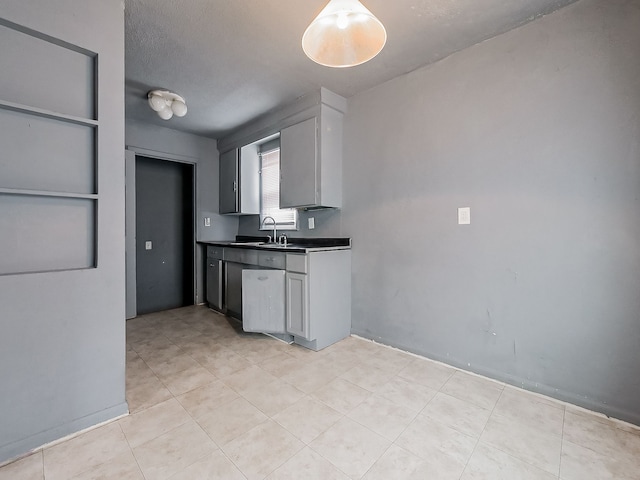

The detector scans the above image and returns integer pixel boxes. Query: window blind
[260,148,297,227]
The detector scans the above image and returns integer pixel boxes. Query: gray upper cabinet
[219,147,259,215]
[280,117,317,208]
[219,149,238,214]
[280,104,344,209]
[217,88,346,211]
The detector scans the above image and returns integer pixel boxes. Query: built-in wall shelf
[0,100,98,127]
[0,188,98,200]
[0,20,98,275]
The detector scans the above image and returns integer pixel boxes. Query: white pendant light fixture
[147,89,188,120]
[302,0,386,68]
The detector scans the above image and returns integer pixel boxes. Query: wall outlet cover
[458,207,471,225]
[308,217,315,229]
[204,217,211,227]
[145,241,152,250]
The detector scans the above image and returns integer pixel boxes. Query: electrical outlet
[458,207,471,225]
[145,241,152,250]
[204,217,211,227]
[308,217,315,229]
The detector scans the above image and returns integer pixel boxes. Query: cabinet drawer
[207,245,224,259]
[286,254,307,273]
[224,247,258,265]
[258,251,285,269]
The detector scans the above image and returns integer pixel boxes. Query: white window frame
[259,142,298,232]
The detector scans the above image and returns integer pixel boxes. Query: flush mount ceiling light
[147,89,188,120]
[302,0,386,68]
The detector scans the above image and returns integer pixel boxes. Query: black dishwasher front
[225,261,248,320]
[206,246,224,312]
[223,247,262,321]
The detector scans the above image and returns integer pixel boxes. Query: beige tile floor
[2,305,640,479]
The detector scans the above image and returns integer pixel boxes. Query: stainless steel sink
[238,242,297,249]
[264,243,305,249]
[227,241,306,249]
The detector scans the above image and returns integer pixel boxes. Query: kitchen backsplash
[237,207,343,239]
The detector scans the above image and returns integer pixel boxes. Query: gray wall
[126,119,238,305]
[0,0,127,463]
[342,0,640,424]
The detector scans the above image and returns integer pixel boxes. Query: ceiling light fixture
[147,89,188,120]
[302,0,386,68]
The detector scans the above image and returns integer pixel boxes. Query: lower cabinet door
[225,261,244,319]
[286,272,310,339]
[242,269,286,334]
[206,258,223,311]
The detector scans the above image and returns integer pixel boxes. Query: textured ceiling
[124,0,578,139]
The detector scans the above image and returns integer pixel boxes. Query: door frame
[125,146,197,319]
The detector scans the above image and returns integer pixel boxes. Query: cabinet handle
[233,180,237,192]
[258,276,268,281]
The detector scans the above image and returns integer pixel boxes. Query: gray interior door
[135,156,194,314]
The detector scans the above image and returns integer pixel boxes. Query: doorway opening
[135,155,195,314]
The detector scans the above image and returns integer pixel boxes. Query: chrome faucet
[261,216,276,243]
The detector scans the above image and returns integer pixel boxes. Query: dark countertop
[200,236,351,253]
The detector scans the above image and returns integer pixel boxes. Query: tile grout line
[4,306,636,479]
[558,406,566,480]
[268,362,352,478]
[118,421,149,480]
[283,350,385,478]
[457,385,506,479]
[119,309,640,479]
[128,314,241,479]
[167,316,347,479]
[356,367,451,478]
[174,384,252,480]
[475,392,567,477]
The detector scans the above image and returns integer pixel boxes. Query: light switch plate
[204,217,211,227]
[145,241,152,250]
[458,207,471,225]
[308,217,315,229]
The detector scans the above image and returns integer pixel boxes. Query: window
[259,141,297,231]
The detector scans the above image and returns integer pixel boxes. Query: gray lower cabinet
[285,250,351,350]
[213,245,351,350]
[285,272,309,339]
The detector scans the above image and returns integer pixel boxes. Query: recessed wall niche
[0,19,97,275]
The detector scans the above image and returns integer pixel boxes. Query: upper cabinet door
[219,148,239,214]
[280,117,318,209]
